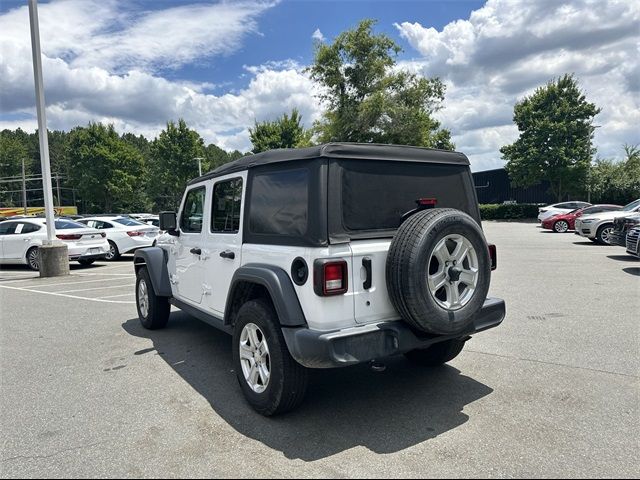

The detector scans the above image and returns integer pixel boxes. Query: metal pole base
[38,244,70,278]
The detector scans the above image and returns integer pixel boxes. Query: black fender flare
[133,247,172,297]
[224,263,307,328]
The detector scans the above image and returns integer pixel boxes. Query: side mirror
[159,211,179,236]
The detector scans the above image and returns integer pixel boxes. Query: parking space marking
[55,283,132,294]
[98,292,135,299]
[25,277,135,289]
[0,283,135,304]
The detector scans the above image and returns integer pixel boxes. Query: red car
[542,204,623,233]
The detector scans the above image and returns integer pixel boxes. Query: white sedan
[0,217,109,270]
[78,216,159,260]
[538,201,591,223]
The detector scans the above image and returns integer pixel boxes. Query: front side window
[180,187,206,233]
[0,222,18,235]
[212,178,243,233]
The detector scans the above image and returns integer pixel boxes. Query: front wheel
[596,224,614,245]
[232,299,308,416]
[404,338,467,366]
[136,267,170,330]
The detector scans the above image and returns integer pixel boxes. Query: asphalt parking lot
[1,222,638,478]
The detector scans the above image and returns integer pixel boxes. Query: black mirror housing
[159,211,179,235]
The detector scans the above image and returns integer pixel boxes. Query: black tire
[386,208,491,335]
[78,259,95,266]
[595,224,614,245]
[553,220,569,233]
[26,247,39,271]
[232,299,308,416]
[136,267,170,330]
[405,338,467,366]
[105,241,120,261]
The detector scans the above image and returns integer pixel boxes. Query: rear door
[174,184,209,305]
[203,172,247,316]
[0,222,19,260]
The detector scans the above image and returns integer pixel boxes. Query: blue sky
[0,0,638,171]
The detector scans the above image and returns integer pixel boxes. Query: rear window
[114,217,144,226]
[338,160,477,232]
[54,220,86,229]
[249,168,309,236]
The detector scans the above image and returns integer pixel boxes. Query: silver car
[575,199,640,244]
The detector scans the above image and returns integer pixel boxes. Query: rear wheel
[136,267,170,329]
[232,299,308,416]
[596,224,614,245]
[26,247,39,271]
[553,220,569,233]
[105,241,120,261]
[405,338,467,366]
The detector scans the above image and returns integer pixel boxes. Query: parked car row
[539,199,640,258]
[0,213,160,270]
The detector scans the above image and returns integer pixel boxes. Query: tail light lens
[313,259,348,296]
[56,234,82,241]
[127,231,145,237]
[488,244,497,270]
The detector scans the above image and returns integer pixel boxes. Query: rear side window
[249,168,309,236]
[20,223,41,233]
[180,187,206,233]
[212,178,243,233]
[339,160,477,232]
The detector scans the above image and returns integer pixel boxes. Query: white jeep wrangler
[133,143,505,416]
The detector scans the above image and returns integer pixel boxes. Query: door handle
[363,257,372,290]
[190,247,202,256]
[220,250,235,260]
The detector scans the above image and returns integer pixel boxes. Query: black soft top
[188,143,469,185]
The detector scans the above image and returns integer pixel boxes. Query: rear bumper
[283,297,506,369]
[69,252,107,261]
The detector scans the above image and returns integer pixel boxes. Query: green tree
[0,130,29,207]
[149,119,205,210]
[308,19,453,149]
[249,109,311,153]
[501,74,601,202]
[67,123,148,213]
[589,145,640,204]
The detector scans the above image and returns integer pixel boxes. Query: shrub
[479,203,539,220]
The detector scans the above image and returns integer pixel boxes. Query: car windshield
[622,199,640,211]
[53,219,86,229]
[113,217,144,226]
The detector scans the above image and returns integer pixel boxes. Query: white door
[2,222,38,260]
[174,185,209,305]
[203,172,247,317]
[0,222,20,260]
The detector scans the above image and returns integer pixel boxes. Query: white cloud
[396,0,640,171]
[312,28,325,42]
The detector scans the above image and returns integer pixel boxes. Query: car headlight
[582,218,599,223]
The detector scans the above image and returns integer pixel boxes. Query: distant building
[472,168,555,205]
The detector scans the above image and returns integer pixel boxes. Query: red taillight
[314,259,348,296]
[56,234,82,241]
[127,231,145,237]
[488,244,497,270]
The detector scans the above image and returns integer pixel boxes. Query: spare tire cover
[386,208,491,335]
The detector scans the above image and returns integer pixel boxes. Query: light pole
[22,159,27,215]
[193,157,204,177]
[28,0,68,276]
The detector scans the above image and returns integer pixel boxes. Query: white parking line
[25,277,133,288]
[98,292,135,299]
[55,283,133,294]
[0,284,135,304]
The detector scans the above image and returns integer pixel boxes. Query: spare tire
[386,208,491,335]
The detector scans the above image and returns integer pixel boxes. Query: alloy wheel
[239,323,271,394]
[137,279,149,318]
[427,234,479,311]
